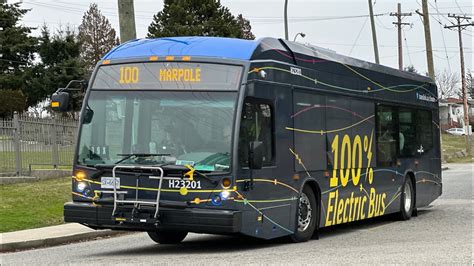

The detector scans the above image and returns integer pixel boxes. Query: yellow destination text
[159,68,201,82]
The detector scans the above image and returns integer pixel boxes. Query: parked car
[446,128,466,136]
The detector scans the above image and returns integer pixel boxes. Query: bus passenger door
[237,82,296,239]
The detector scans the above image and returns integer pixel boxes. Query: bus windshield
[77,62,242,171]
[77,90,238,172]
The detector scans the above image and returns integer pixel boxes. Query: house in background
[439,98,474,131]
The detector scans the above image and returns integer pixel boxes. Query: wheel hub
[404,182,412,213]
[298,193,312,232]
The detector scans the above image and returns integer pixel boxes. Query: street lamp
[293,32,306,42]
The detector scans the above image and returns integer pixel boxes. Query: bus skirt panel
[64,202,242,234]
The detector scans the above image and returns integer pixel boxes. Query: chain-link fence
[0,113,78,176]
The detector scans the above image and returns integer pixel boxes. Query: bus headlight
[76,182,88,193]
[220,190,230,200]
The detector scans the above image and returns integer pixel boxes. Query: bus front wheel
[147,230,188,244]
[399,176,415,220]
[290,186,318,242]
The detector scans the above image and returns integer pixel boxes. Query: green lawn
[442,134,474,163]
[0,151,73,173]
[0,177,71,233]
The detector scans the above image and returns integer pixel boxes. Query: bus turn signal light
[221,178,231,189]
[74,171,86,181]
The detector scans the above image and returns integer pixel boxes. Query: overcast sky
[12,0,474,76]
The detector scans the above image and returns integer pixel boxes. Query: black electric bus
[53,37,441,243]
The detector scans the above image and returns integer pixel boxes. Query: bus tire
[147,230,188,244]
[290,185,317,243]
[399,176,415,220]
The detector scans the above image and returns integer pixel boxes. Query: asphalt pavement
[1,163,472,265]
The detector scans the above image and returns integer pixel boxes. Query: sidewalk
[0,223,124,252]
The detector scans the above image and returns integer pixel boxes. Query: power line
[454,0,466,15]
[402,28,413,66]
[433,0,452,72]
[374,15,394,30]
[349,16,369,56]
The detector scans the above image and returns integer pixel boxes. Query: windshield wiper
[192,170,218,185]
[114,153,171,164]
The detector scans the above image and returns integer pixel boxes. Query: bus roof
[102,37,260,61]
[102,36,433,84]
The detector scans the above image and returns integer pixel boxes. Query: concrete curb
[1,225,126,253]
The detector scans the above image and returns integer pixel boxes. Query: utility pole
[390,3,412,70]
[368,0,380,64]
[415,0,435,79]
[284,0,289,40]
[118,0,136,43]
[445,14,473,153]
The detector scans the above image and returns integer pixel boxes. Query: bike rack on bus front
[111,165,182,221]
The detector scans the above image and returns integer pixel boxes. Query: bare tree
[435,70,461,99]
[78,4,118,72]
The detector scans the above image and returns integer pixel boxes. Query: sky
[11,0,474,77]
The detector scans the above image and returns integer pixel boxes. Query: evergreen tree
[236,14,255,40]
[403,65,418,74]
[147,0,254,39]
[26,25,86,109]
[0,1,36,116]
[78,3,118,71]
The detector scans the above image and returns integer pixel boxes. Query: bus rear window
[92,62,242,91]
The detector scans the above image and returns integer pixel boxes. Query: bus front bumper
[64,202,242,234]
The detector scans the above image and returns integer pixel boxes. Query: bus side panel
[415,107,442,207]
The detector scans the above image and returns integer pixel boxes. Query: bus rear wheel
[147,230,188,244]
[399,177,415,220]
[290,186,317,243]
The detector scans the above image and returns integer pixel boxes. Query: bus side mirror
[82,107,94,124]
[249,141,263,169]
[51,91,70,112]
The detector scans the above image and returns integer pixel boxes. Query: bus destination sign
[93,62,241,91]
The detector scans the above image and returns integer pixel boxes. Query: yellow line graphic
[73,177,231,193]
[286,115,374,134]
[249,66,433,96]
[288,148,312,178]
[235,178,299,193]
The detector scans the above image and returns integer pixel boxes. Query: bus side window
[238,98,274,166]
[376,105,398,166]
[416,110,433,152]
[398,108,416,157]
[293,91,327,171]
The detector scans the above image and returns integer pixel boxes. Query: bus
[52,37,441,244]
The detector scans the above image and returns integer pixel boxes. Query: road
[2,163,472,264]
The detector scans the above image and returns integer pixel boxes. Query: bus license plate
[168,179,202,189]
[101,177,120,189]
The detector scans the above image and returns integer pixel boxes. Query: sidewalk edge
[1,230,124,253]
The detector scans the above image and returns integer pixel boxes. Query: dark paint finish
[66,37,441,240]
